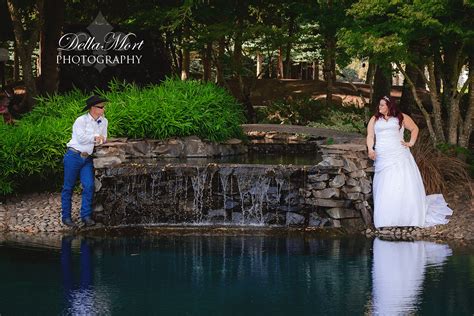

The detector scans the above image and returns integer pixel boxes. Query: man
[61,95,108,228]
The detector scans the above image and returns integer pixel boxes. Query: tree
[39,0,64,95]
[304,0,354,105]
[341,0,474,148]
[7,0,44,110]
[371,63,391,113]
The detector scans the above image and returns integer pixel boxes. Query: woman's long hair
[374,96,404,129]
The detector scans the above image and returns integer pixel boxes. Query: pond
[116,149,322,167]
[0,234,472,315]
[158,151,322,166]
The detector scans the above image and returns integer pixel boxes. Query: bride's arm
[367,116,376,160]
[401,113,419,147]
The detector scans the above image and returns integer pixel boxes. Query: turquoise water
[0,235,473,315]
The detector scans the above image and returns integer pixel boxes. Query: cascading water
[190,168,208,222]
[95,162,305,227]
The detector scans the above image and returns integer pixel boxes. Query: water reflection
[60,236,111,315]
[78,236,373,314]
[370,238,452,315]
[0,232,465,315]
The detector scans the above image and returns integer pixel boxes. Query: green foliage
[261,98,323,125]
[260,97,365,134]
[340,0,474,73]
[0,78,245,194]
[340,67,361,82]
[105,78,245,141]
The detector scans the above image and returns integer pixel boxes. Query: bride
[366,96,452,228]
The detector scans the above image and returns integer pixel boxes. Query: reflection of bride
[370,238,452,315]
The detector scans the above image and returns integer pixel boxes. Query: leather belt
[68,147,90,158]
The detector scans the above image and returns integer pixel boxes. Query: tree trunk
[256,51,263,79]
[399,63,419,114]
[234,13,255,123]
[233,22,243,75]
[7,0,44,110]
[396,62,437,143]
[324,37,335,105]
[440,44,464,144]
[202,42,212,82]
[425,61,446,143]
[312,60,319,80]
[180,21,190,80]
[371,63,392,113]
[13,43,19,81]
[166,32,180,76]
[0,62,5,87]
[277,47,284,79]
[215,37,225,86]
[39,0,64,95]
[331,51,337,82]
[433,50,443,94]
[365,61,375,84]
[268,55,273,78]
[458,59,473,148]
[284,15,295,79]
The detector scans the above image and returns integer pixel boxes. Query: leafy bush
[0,78,245,194]
[261,97,323,125]
[105,79,245,141]
[261,97,366,134]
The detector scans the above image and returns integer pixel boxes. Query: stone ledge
[319,143,367,152]
[94,136,248,168]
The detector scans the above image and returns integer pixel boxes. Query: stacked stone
[364,227,424,239]
[0,202,6,232]
[303,144,374,230]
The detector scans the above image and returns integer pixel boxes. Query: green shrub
[261,97,323,125]
[261,97,366,134]
[105,79,245,141]
[0,78,245,194]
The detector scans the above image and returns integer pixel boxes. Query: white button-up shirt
[66,113,108,155]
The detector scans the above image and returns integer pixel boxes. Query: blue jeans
[61,150,94,221]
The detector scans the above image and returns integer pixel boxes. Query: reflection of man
[61,95,108,227]
[61,236,94,315]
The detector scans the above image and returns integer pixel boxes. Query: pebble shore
[0,193,86,233]
[0,182,472,242]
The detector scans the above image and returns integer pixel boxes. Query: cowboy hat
[82,95,108,111]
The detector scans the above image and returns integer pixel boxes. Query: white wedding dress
[373,117,453,228]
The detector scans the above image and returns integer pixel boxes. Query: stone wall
[0,203,6,232]
[304,144,373,229]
